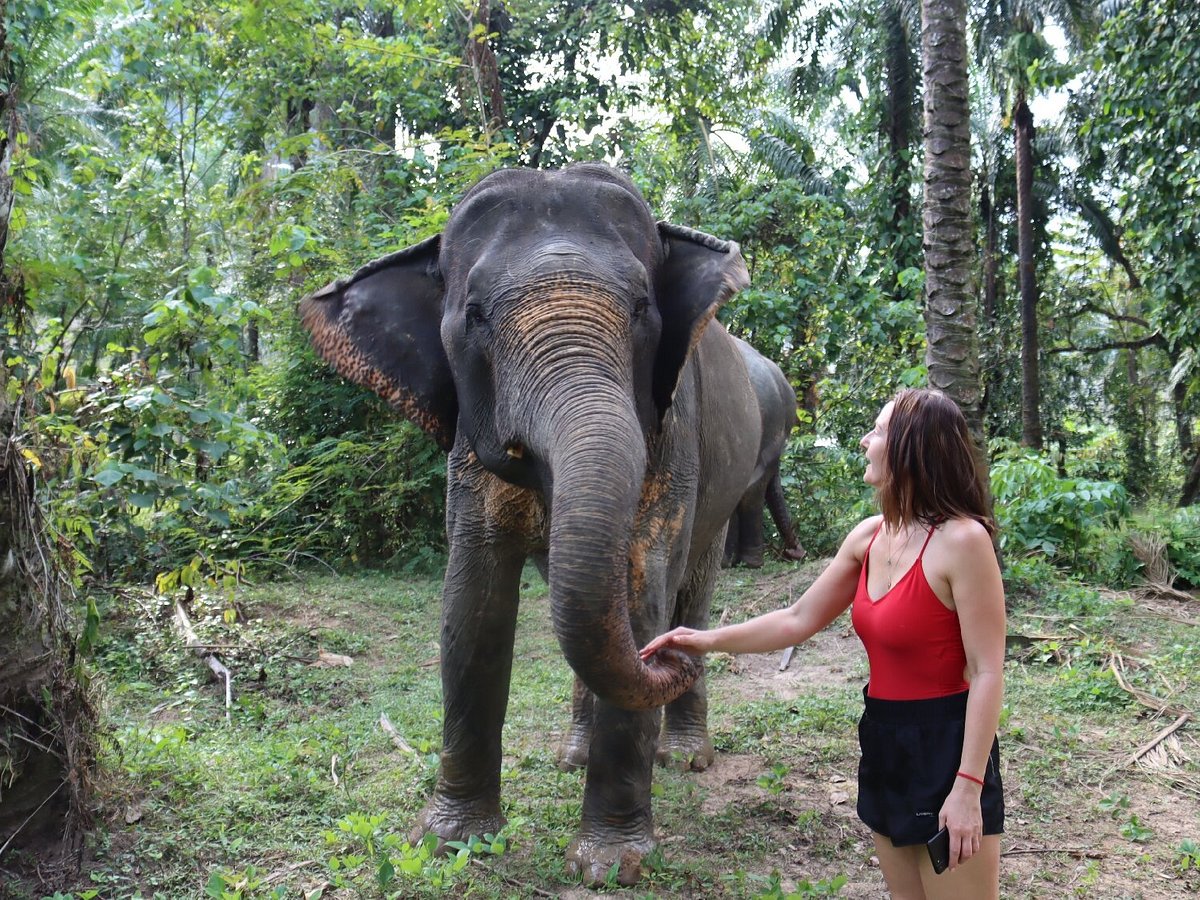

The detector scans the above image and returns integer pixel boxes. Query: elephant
[722,338,808,568]
[300,163,766,886]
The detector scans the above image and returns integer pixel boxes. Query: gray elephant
[722,339,808,568]
[300,163,764,886]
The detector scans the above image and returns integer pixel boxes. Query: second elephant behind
[723,338,807,568]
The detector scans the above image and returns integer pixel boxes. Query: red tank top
[851,523,970,700]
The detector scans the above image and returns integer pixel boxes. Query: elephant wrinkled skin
[300,163,778,885]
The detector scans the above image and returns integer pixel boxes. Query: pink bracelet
[957,770,985,787]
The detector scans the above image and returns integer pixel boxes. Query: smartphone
[926,826,950,874]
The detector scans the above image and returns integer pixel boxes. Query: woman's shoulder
[932,517,996,560]
[841,514,883,562]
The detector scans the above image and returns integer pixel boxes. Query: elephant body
[723,339,807,568]
[300,164,767,885]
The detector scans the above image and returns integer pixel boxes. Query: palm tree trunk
[1015,94,1043,450]
[921,0,985,451]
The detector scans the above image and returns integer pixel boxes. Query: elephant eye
[465,303,486,328]
[632,293,649,319]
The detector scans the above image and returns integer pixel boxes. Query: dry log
[172,590,233,724]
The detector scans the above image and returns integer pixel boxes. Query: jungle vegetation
[1,0,1198,895]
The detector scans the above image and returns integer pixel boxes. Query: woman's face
[860,401,893,487]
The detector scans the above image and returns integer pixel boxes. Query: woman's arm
[937,519,1007,868]
[640,515,880,660]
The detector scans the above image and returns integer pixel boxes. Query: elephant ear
[299,234,457,450]
[653,222,750,416]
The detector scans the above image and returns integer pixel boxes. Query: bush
[1164,506,1200,586]
[779,435,874,558]
[990,447,1129,567]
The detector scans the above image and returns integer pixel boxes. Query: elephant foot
[656,730,715,771]
[410,793,506,848]
[734,547,763,566]
[556,730,589,771]
[566,831,656,887]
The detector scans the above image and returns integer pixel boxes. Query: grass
[3,559,1198,899]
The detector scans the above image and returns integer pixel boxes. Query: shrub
[779,435,874,558]
[990,447,1128,567]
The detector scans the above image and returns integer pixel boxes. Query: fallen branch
[0,781,66,862]
[173,589,233,724]
[1001,846,1103,860]
[1126,713,1190,767]
[1129,611,1200,628]
[469,857,556,897]
[1108,653,1188,717]
[380,713,418,756]
[261,859,321,887]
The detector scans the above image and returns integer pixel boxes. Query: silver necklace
[884,525,919,591]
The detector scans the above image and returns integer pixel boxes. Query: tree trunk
[921,0,985,454]
[1180,450,1200,507]
[1015,94,1043,450]
[0,376,96,869]
[0,9,95,872]
[883,2,916,301]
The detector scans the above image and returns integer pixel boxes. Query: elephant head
[300,164,748,710]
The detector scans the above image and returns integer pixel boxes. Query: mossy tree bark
[921,0,985,457]
[0,0,95,873]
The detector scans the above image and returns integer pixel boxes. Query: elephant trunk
[541,395,699,711]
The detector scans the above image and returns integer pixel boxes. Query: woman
[641,388,1006,899]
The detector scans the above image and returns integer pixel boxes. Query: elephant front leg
[657,537,721,771]
[413,545,524,846]
[556,676,594,771]
[567,703,660,886]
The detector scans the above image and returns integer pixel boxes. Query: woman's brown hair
[879,388,995,533]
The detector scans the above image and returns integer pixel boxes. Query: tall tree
[1079,0,1200,504]
[974,0,1094,449]
[921,0,983,445]
[761,0,924,296]
[0,0,96,869]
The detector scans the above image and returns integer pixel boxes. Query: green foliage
[204,866,285,900]
[1177,839,1200,873]
[779,438,874,558]
[320,813,516,894]
[990,446,1129,565]
[1160,506,1200,586]
[756,762,790,794]
[1079,0,1200,356]
[1004,556,1127,619]
[740,870,849,898]
[240,422,446,573]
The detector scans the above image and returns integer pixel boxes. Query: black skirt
[856,688,1004,847]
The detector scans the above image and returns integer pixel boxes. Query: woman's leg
[919,834,1001,900]
[871,832,927,900]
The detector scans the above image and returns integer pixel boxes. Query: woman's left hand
[938,780,984,870]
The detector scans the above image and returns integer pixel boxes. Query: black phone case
[926,826,950,874]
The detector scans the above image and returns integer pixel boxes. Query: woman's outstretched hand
[639,626,709,661]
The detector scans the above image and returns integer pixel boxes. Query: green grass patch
[9,561,1198,899]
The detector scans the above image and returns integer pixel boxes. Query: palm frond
[747,132,836,197]
[39,13,148,94]
[1099,0,1129,18]
[1033,122,1069,158]
[1071,188,1141,287]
